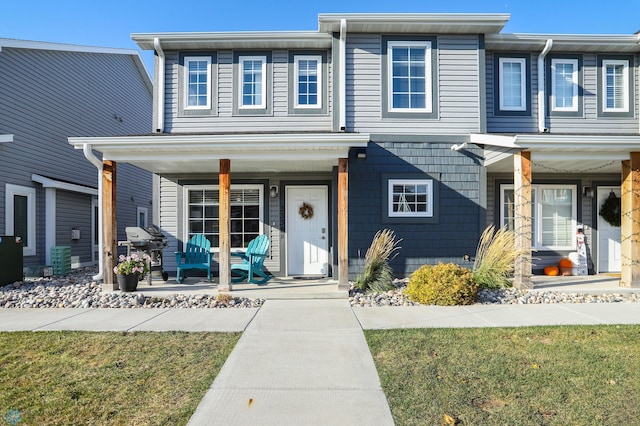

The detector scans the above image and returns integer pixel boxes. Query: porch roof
[470,133,640,173]
[68,132,370,174]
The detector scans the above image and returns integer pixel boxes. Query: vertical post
[218,159,232,291]
[621,154,640,287]
[513,151,533,289]
[338,158,349,290]
[102,160,117,290]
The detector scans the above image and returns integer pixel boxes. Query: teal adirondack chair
[175,234,212,283]
[230,235,271,284]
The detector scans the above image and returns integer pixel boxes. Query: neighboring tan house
[69,13,640,290]
[0,38,153,274]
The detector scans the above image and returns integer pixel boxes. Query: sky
[4,0,640,73]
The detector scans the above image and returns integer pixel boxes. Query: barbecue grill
[118,225,169,283]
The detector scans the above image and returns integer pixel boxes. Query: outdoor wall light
[355,148,367,159]
[583,186,595,198]
[269,185,279,198]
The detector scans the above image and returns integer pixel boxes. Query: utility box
[0,236,23,286]
[51,246,71,276]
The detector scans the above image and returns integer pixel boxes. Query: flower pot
[117,273,139,292]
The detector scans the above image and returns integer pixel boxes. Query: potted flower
[113,252,150,292]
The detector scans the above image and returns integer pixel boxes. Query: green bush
[405,263,479,306]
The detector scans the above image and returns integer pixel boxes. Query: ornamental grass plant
[354,229,402,293]
[472,225,529,289]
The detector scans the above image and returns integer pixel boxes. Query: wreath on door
[599,191,621,227]
[299,202,314,220]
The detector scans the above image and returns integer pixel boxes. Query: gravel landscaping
[1,268,639,309]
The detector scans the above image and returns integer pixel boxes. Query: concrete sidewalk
[187,300,394,425]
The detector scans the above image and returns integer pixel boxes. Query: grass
[366,325,640,426]
[0,331,239,425]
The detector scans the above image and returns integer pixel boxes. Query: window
[5,184,36,256]
[551,59,578,112]
[501,184,576,250]
[137,207,148,228]
[186,185,263,250]
[239,56,266,109]
[499,58,527,111]
[294,55,321,108]
[388,41,432,112]
[602,59,629,112]
[184,56,211,109]
[388,179,433,217]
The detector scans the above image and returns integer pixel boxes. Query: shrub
[354,229,402,293]
[405,263,478,306]
[472,225,530,290]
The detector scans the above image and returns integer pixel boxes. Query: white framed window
[602,59,629,112]
[388,41,432,113]
[185,184,263,250]
[294,55,321,108]
[501,184,576,250]
[388,179,433,217]
[499,58,527,111]
[184,56,211,109]
[551,59,578,112]
[239,56,266,109]
[5,184,36,256]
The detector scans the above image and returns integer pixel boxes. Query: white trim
[339,19,347,130]
[32,174,98,195]
[551,58,578,112]
[0,37,140,55]
[44,188,56,265]
[239,55,267,109]
[602,59,629,112]
[294,55,322,109]
[91,197,99,265]
[499,57,527,111]
[0,134,14,143]
[388,179,433,217]
[184,56,212,110]
[387,41,432,113]
[5,184,36,256]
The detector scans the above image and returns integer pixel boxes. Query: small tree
[354,229,402,293]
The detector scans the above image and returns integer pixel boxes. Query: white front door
[286,186,329,276]
[597,187,621,273]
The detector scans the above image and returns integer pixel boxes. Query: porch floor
[117,273,637,299]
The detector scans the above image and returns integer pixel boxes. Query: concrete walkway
[188,299,394,425]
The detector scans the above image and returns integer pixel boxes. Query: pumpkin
[558,258,573,268]
[544,265,560,276]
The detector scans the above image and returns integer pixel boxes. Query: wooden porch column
[218,159,232,291]
[102,160,117,291]
[513,151,533,289]
[620,153,640,287]
[338,158,349,290]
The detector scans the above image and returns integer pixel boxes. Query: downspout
[83,144,104,281]
[153,37,165,133]
[537,39,553,133]
[339,19,347,131]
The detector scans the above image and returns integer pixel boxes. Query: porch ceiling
[68,132,370,174]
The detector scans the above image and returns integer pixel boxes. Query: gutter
[82,144,104,281]
[153,38,165,133]
[339,19,347,131]
[537,39,553,133]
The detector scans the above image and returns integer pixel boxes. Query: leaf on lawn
[532,363,541,369]
[442,413,459,425]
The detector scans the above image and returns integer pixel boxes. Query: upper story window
[499,58,526,111]
[184,56,211,109]
[239,56,266,109]
[603,59,628,112]
[382,36,437,120]
[388,41,432,112]
[551,59,578,112]
[294,55,321,108]
[494,54,531,116]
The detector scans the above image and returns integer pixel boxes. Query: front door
[286,186,329,276]
[597,187,621,273]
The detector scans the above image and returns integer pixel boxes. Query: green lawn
[0,331,239,425]
[366,325,640,426]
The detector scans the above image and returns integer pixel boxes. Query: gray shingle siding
[348,138,483,278]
